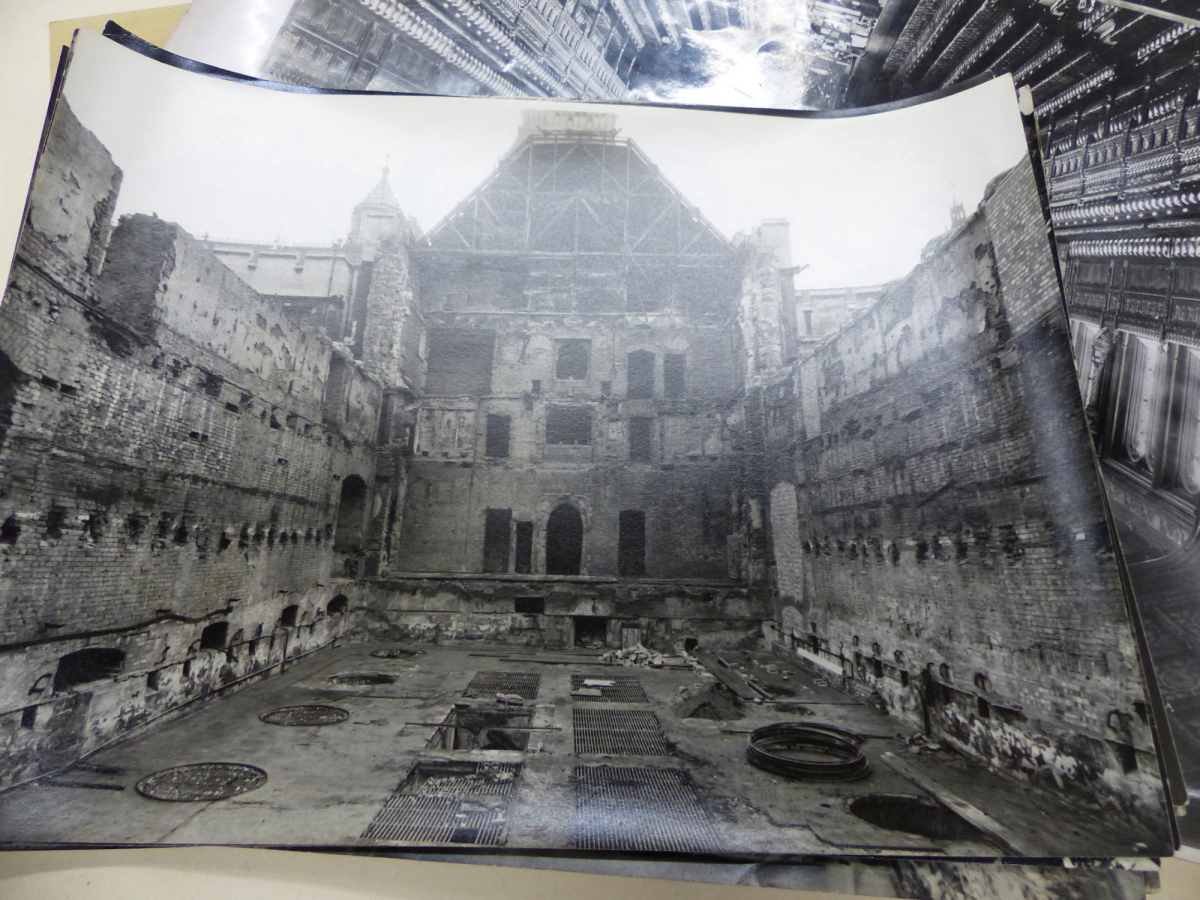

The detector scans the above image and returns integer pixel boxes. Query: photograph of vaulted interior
[0,33,1174,857]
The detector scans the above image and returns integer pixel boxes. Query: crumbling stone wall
[391,313,745,578]
[359,577,768,651]
[769,162,1165,827]
[0,102,377,787]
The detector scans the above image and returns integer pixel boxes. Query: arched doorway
[334,475,367,553]
[546,503,583,575]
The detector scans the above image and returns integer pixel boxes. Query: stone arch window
[280,605,300,628]
[546,503,584,575]
[327,595,349,616]
[52,648,125,692]
[199,621,229,651]
[334,475,368,552]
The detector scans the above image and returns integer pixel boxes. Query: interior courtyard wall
[0,104,376,787]
[769,165,1164,825]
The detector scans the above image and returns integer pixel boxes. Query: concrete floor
[0,641,1158,857]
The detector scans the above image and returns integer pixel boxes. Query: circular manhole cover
[328,672,396,686]
[369,648,425,659]
[136,763,267,802]
[259,705,349,726]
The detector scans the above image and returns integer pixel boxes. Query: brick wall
[768,162,1165,827]
[0,102,379,786]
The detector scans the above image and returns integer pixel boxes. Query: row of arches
[42,596,351,693]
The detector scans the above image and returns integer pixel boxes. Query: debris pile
[673,682,745,721]
[598,643,694,668]
[904,734,943,754]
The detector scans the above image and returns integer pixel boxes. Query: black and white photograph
[167,0,1200,854]
[165,0,885,110]
[0,27,1176,863]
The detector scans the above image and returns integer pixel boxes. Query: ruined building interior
[840,0,1200,843]
[0,83,1174,855]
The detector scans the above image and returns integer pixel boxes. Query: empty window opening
[618,510,646,577]
[53,648,125,692]
[425,328,495,396]
[514,521,533,574]
[485,415,511,458]
[683,638,699,653]
[1115,742,1138,774]
[629,417,653,462]
[199,371,223,398]
[0,515,19,544]
[574,615,608,649]
[515,597,544,615]
[200,622,229,651]
[556,340,591,379]
[872,658,883,679]
[664,354,686,398]
[483,508,512,574]
[531,379,542,395]
[600,381,612,396]
[322,354,351,426]
[334,475,368,553]
[976,697,991,720]
[426,709,532,752]
[627,351,654,399]
[45,506,67,539]
[280,605,299,628]
[328,595,349,616]
[546,504,583,575]
[546,407,591,445]
[146,669,160,690]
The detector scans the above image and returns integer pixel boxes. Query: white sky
[64,29,1029,290]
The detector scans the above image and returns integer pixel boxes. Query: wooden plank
[693,651,763,701]
[498,657,613,666]
[880,752,1038,855]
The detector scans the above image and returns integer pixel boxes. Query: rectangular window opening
[618,510,646,577]
[627,351,654,399]
[483,508,512,573]
[556,339,591,379]
[664,354,686,398]
[515,596,544,615]
[485,414,511,458]
[546,407,591,445]
[629,417,653,462]
[514,521,533,574]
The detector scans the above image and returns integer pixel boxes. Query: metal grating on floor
[570,673,648,703]
[398,761,523,797]
[573,766,719,852]
[362,761,522,845]
[361,794,509,844]
[136,763,267,802]
[463,671,541,700]
[573,708,672,756]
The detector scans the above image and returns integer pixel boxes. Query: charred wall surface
[767,163,1164,825]
[0,103,376,788]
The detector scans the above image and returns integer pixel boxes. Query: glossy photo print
[0,28,1175,862]
[169,0,1200,851]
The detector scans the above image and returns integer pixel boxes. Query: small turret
[349,167,408,261]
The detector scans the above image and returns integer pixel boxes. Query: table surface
[1,2,1200,897]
